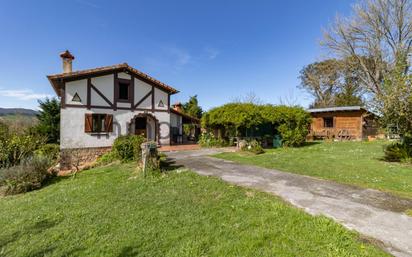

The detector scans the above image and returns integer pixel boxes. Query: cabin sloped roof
[307,106,366,113]
[47,63,179,97]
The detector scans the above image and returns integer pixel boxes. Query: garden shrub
[112,135,146,161]
[0,156,53,195]
[0,133,46,168]
[202,103,311,147]
[35,143,60,162]
[240,139,264,154]
[198,131,228,147]
[96,151,119,166]
[384,136,412,162]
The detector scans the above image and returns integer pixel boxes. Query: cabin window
[323,117,334,128]
[118,82,130,101]
[85,114,113,133]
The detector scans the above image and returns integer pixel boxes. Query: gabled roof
[47,63,179,97]
[307,106,366,113]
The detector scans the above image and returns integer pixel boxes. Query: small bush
[112,135,146,161]
[96,151,119,166]
[384,140,412,163]
[0,133,46,168]
[198,132,228,147]
[240,139,264,154]
[0,156,53,195]
[35,144,60,161]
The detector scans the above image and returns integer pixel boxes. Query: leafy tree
[182,95,203,118]
[379,58,412,135]
[299,58,364,107]
[299,59,340,107]
[322,0,412,96]
[34,98,60,144]
[322,0,412,135]
[182,95,203,138]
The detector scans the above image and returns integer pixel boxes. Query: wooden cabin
[308,106,379,141]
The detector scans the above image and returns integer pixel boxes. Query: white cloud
[0,89,53,100]
[164,46,192,67]
[204,47,220,60]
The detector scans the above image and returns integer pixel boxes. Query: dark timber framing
[134,90,152,109]
[59,71,171,112]
[151,86,155,112]
[113,72,118,111]
[61,81,66,108]
[167,94,170,113]
[87,78,91,109]
[130,75,135,112]
[90,83,114,108]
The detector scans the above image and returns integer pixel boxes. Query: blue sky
[0,0,353,110]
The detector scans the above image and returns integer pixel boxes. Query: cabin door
[135,117,147,137]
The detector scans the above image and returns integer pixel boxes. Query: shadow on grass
[261,141,322,150]
[42,175,71,188]
[0,218,62,249]
[161,157,184,172]
[117,246,140,257]
[299,141,323,147]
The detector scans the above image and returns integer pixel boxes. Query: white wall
[134,78,152,109]
[61,108,171,149]
[118,72,131,80]
[66,79,87,105]
[91,74,114,106]
[154,87,168,110]
[61,71,174,148]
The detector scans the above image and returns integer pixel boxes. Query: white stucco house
[47,50,199,168]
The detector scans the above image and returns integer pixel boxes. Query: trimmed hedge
[202,103,311,147]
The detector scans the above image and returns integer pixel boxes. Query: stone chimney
[60,50,75,73]
[173,102,183,112]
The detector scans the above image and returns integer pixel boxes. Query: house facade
[308,106,379,140]
[48,51,197,168]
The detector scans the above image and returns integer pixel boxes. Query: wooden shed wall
[310,111,364,139]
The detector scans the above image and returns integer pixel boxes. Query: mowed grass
[214,140,412,199]
[0,164,387,257]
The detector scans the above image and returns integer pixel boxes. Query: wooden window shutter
[85,114,93,132]
[105,114,113,132]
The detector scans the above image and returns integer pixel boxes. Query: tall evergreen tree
[35,98,60,143]
[182,95,203,118]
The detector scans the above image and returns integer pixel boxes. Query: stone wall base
[60,147,111,171]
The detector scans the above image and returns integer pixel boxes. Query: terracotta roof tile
[47,63,179,96]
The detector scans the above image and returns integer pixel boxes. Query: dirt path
[166,149,412,257]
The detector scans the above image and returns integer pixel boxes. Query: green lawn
[214,141,412,199]
[0,163,387,257]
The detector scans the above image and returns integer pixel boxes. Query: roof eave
[47,76,62,97]
[46,63,179,95]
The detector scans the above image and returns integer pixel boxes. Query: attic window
[158,100,164,107]
[72,92,81,102]
[118,82,130,101]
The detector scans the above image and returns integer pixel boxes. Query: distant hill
[0,108,39,130]
[0,108,38,116]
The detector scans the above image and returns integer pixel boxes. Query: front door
[135,117,147,137]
